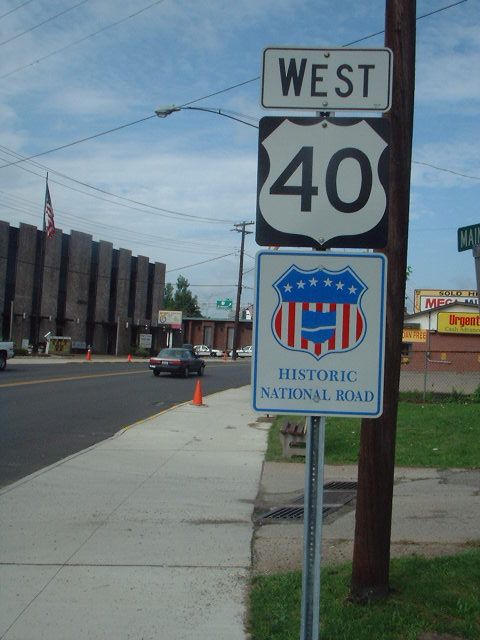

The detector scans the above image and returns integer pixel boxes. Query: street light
[154,105,258,129]
[155,105,257,359]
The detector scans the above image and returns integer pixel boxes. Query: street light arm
[154,104,258,129]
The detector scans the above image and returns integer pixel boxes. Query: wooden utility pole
[232,221,254,359]
[350,0,416,602]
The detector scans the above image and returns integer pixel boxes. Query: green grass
[249,549,480,640]
[268,402,480,467]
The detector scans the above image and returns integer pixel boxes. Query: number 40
[269,145,374,214]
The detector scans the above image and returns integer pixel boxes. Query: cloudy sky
[0,0,478,316]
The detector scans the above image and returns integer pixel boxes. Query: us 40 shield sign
[256,117,390,249]
[252,251,387,417]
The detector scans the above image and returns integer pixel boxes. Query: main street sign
[261,47,393,112]
[252,251,387,417]
[256,117,390,249]
[458,223,480,252]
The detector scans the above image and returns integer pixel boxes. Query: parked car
[194,344,225,358]
[229,345,253,358]
[0,341,14,370]
[194,344,211,357]
[149,348,205,377]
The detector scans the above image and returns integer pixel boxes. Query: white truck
[0,341,14,370]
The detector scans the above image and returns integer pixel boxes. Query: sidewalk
[0,386,269,640]
[254,462,480,574]
[1,384,479,639]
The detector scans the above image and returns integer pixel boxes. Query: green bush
[13,348,29,356]
[471,384,480,403]
[133,347,150,358]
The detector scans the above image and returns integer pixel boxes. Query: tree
[163,282,174,309]
[162,275,202,317]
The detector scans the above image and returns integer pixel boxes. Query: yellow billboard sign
[46,336,72,355]
[402,328,427,343]
[437,312,480,335]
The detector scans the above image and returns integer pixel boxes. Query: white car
[237,345,253,357]
[229,345,253,358]
[0,341,14,370]
[194,344,225,358]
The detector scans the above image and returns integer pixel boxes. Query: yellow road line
[0,369,148,389]
[0,360,242,389]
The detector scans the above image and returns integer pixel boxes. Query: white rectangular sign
[139,333,153,348]
[158,310,183,326]
[262,47,393,112]
[252,251,387,417]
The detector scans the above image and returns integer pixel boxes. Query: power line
[0,0,89,48]
[0,0,469,173]
[0,146,234,224]
[166,252,237,274]
[0,0,36,21]
[0,115,157,169]
[0,0,168,79]
[0,190,236,254]
[344,0,468,45]
[412,160,480,181]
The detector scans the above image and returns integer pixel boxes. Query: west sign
[252,251,387,417]
[261,47,393,112]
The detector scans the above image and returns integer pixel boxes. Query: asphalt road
[0,359,252,488]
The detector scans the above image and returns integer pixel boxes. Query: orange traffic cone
[127,354,132,362]
[191,379,205,406]
[86,348,92,361]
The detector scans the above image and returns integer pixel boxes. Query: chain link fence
[400,346,480,402]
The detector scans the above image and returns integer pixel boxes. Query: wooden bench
[279,420,307,458]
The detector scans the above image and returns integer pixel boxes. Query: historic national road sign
[272,264,367,359]
[252,251,387,417]
[261,47,393,112]
[256,117,390,249]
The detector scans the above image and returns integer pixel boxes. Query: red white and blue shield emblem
[271,264,367,360]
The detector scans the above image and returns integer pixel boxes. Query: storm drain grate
[324,481,357,491]
[259,505,334,522]
[256,481,357,524]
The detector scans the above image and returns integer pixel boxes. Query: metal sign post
[300,415,326,640]
[474,245,480,313]
[256,43,393,638]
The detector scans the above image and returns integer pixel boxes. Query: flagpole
[42,173,49,231]
[34,173,49,350]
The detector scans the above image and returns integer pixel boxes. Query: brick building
[403,302,480,373]
[0,221,166,355]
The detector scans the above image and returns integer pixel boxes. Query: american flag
[44,183,55,238]
[272,265,367,360]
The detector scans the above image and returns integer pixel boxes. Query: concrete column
[134,255,149,325]
[11,223,37,347]
[151,261,166,328]
[92,240,113,352]
[150,261,166,353]
[114,248,132,355]
[0,221,9,336]
[39,229,62,342]
[64,230,92,344]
